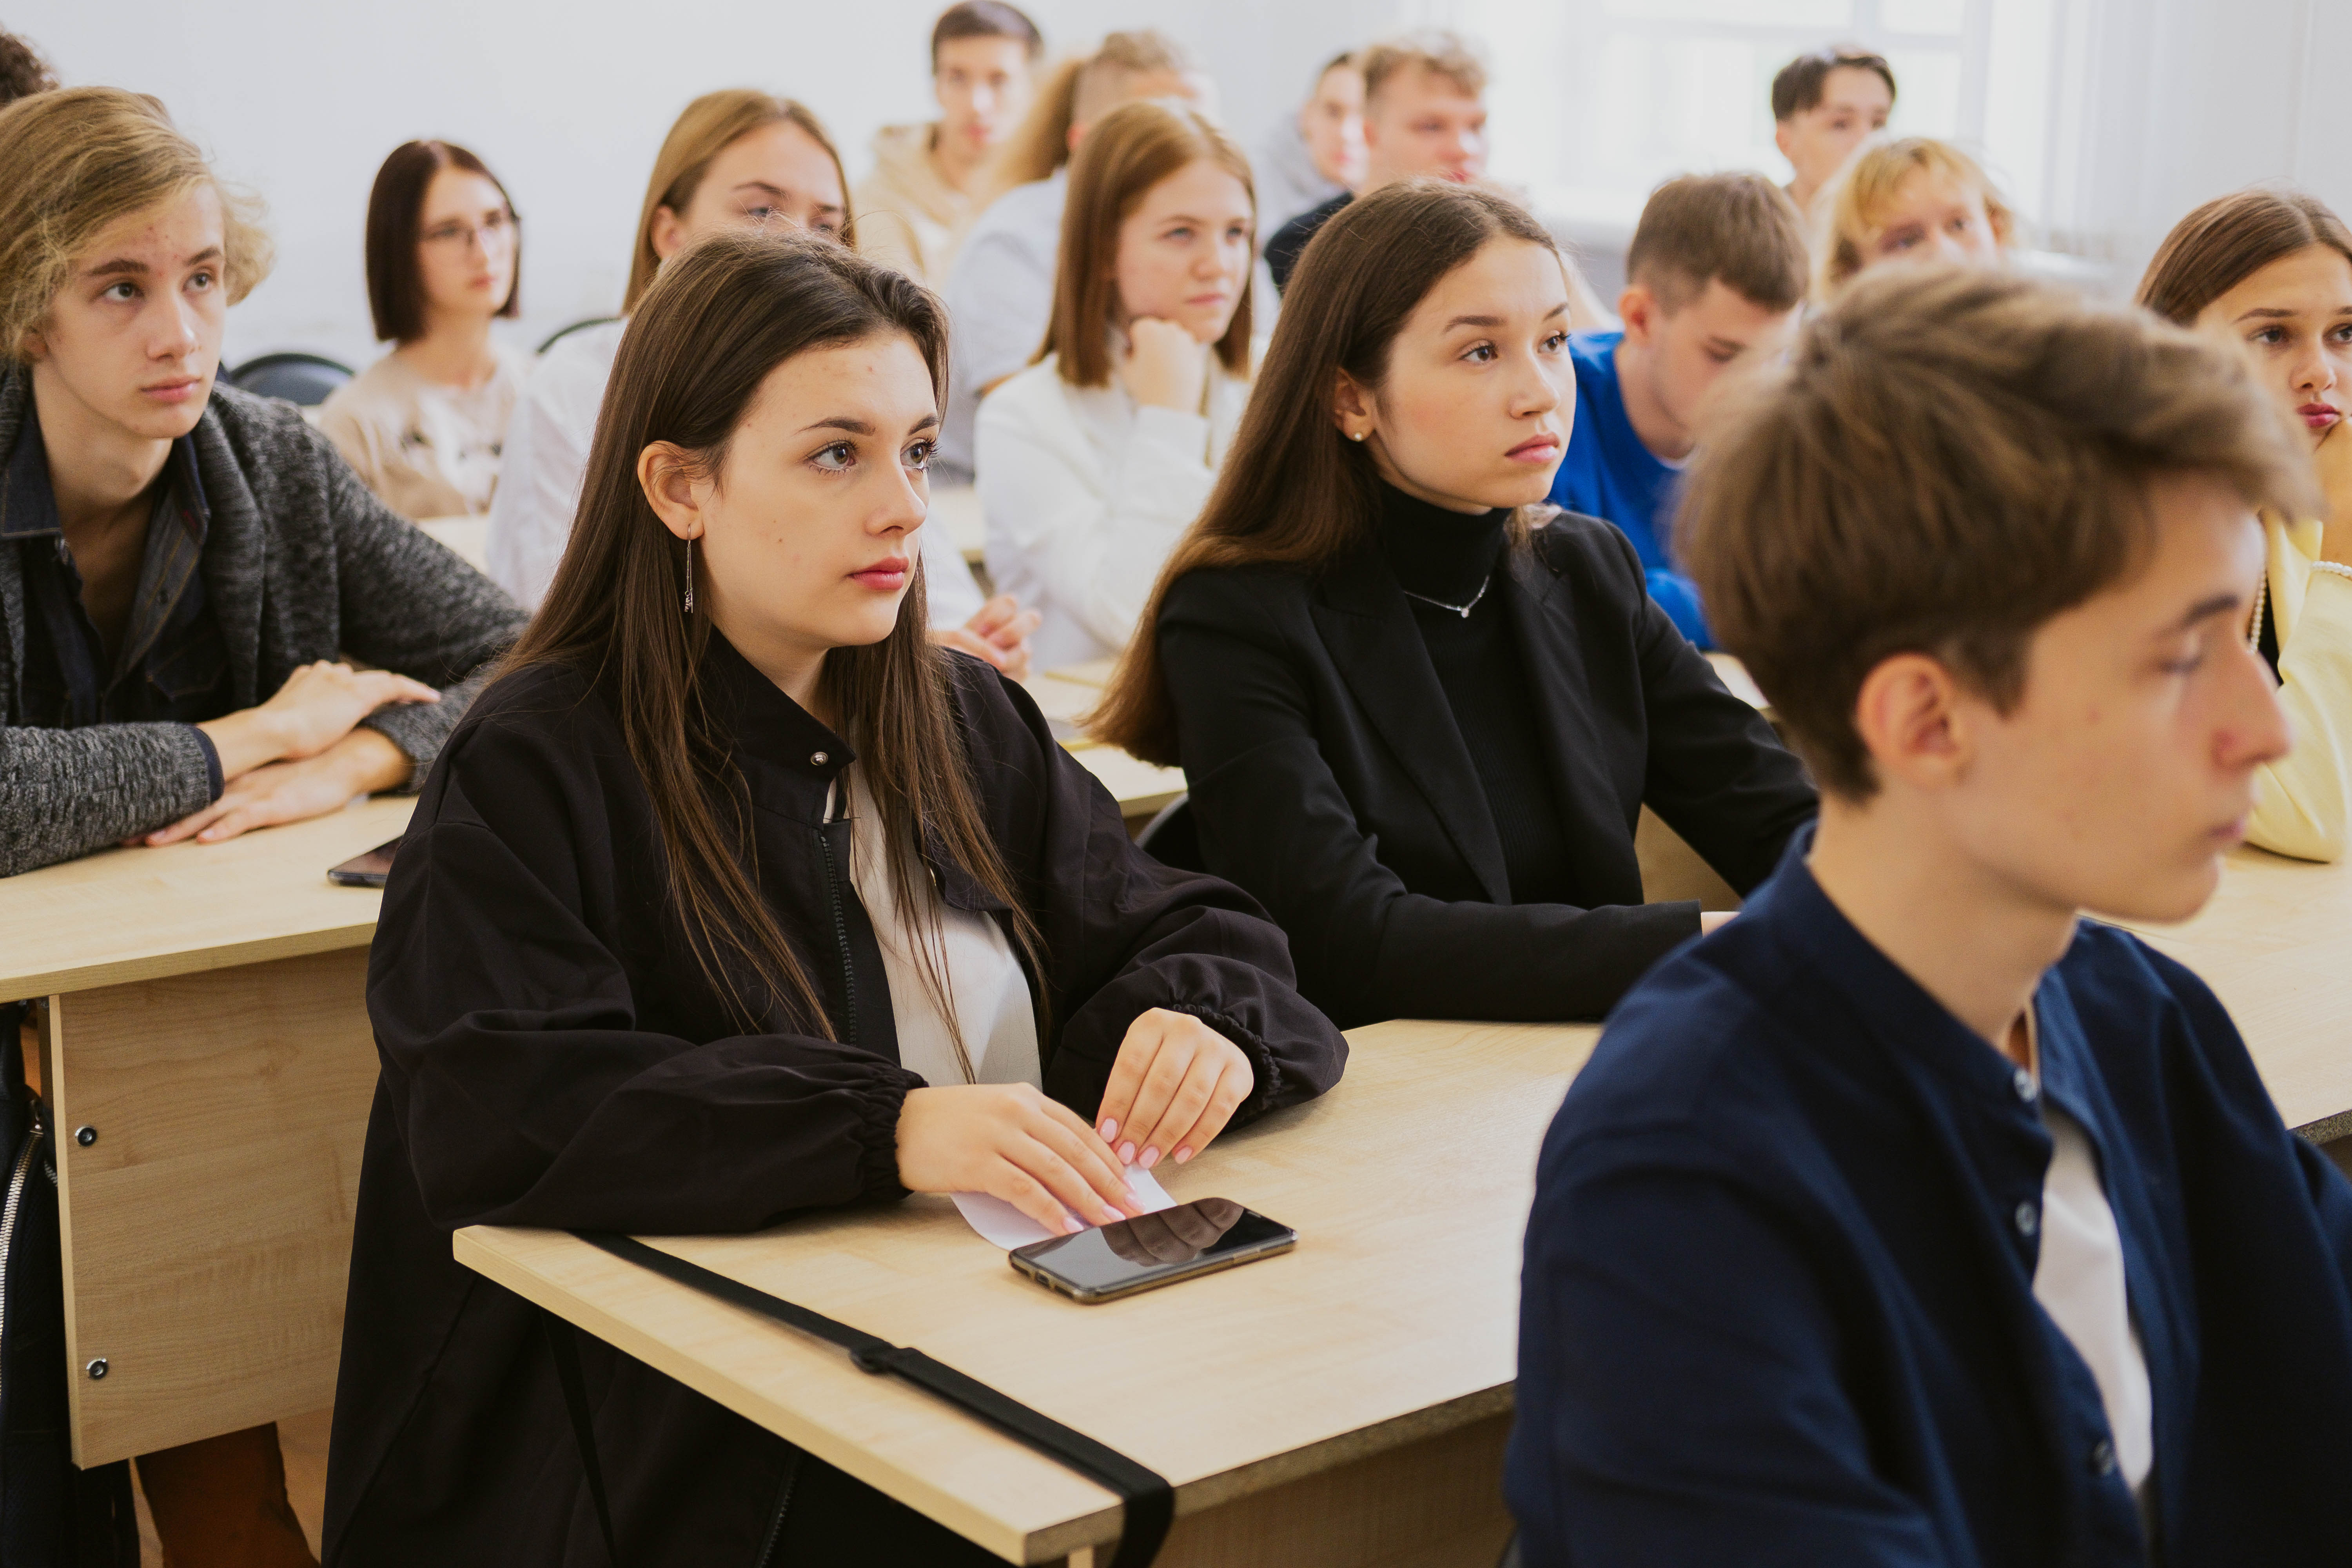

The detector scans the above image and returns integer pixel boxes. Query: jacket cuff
[849,1066,926,1203]
[1160,1002,1284,1123]
[185,724,224,803]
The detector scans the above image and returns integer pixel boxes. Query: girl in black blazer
[1096,183,1815,1027]
[327,232,1345,1566]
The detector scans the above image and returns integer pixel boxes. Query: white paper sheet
[952,1163,1177,1249]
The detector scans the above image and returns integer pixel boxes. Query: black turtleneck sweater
[1373,481,1576,906]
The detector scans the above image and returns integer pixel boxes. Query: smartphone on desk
[1010,1198,1294,1303]
[328,837,402,888]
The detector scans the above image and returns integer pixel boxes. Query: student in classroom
[1507,263,2352,1565]
[1770,45,1896,214]
[936,29,1209,482]
[0,85,524,1565]
[1263,31,1486,293]
[1094,181,1816,1029]
[1252,49,1365,239]
[318,140,530,520]
[851,0,1044,289]
[1814,134,2016,302]
[0,24,56,105]
[976,99,1256,671]
[326,229,1346,1563]
[484,89,1031,671]
[1544,172,1808,648]
[2140,187,2352,862]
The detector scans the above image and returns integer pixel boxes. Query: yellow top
[2249,512,2352,862]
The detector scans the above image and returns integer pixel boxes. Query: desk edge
[0,918,379,1000]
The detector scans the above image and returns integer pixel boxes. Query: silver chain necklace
[1400,577,1491,618]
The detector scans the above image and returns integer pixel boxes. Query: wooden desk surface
[0,797,413,1000]
[1027,662,1185,822]
[416,513,490,573]
[2121,845,2352,1138]
[458,1018,1592,1562]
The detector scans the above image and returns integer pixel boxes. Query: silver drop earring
[683,535,695,615]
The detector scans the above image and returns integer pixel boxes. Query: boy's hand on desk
[897,1082,1145,1237]
[142,729,412,846]
[1095,1008,1255,1173]
[198,661,438,780]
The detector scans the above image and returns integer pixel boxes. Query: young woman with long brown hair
[1094,181,1817,1028]
[2140,187,2352,862]
[977,98,1256,670]
[328,229,1344,1565]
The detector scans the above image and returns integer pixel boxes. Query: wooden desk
[459,1018,1591,1566]
[2120,845,2352,1140]
[416,513,489,572]
[1706,651,1768,711]
[1026,662,1187,825]
[0,797,413,1465]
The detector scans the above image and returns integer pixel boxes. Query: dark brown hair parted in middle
[1039,98,1254,388]
[1091,180,1558,766]
[1625,171,1809,314]
[507,228,1037,1034]
[1678,263,2315,801]
[1770,46,1896,121]
[364,140,519,343]
[2136,186,2352,327]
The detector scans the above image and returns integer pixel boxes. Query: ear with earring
[682,533,695,616]
[1349,430,1367,442]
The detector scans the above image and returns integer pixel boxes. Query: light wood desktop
[0,797,414,1465]
[459,1016,1587,1567]
[1027,660,1187,825]
[416,512,489,572]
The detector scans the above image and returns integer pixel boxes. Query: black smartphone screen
[328,837,402,888]
[1011,1199,1294,1301]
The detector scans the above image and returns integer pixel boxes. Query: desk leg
[44,947,379,1466]
[1061,1413,1513,1568]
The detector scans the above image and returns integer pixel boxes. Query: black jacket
[324,635,1346,1566]
[1157,511,1817,1028]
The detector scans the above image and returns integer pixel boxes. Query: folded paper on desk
[953,1164,1176,1249]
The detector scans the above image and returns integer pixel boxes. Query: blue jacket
[1509,831,2352,1565]
[1544,332,1710,648]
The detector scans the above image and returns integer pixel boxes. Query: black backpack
[0,1001,138,1566]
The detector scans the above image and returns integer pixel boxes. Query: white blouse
[974,351,1248,672]
[485,317,985,625]
[842,770,1039,1090]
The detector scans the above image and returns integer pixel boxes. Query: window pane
[1883,47,1963,137]
[1604,0,1854,25]
[1878,0,1969,34]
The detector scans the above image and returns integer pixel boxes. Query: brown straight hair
[2137,187,2352,326]
[1626,172,1809,314]
[508,229,1038,1035]
[363,140,519,343]
[622,91,850,314]
[1678,263,2314,801]
[1093,180,1556,766]
[1040,99,1254,387]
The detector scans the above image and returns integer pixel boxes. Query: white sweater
[975,352,1247,671]
[486,316,984,624]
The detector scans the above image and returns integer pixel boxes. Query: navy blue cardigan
[1508,832,2352,1566]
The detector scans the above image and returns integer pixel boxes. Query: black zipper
[750,1448,804,1567]
[815,825,858,1048]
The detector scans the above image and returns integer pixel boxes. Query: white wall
[10,0,1403,369]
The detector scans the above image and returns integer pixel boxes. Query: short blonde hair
[623,90,849,314]
[1361,31,1487,108]
[1814,136,2014,302]
[0,86,272,361]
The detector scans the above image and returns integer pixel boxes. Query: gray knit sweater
[0,364,527,878]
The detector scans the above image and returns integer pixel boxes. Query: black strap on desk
[563,1229,1174,1568]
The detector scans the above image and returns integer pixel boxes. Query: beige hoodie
[852,123,973,287]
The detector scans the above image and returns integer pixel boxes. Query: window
[1408,0,2071,238]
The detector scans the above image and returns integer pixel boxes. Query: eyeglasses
[420,210,516,250]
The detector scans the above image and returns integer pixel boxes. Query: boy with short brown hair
[1545,171,1807,647]
[1508,264,2352,1566]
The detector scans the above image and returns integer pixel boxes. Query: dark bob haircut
[364,139,519,343]
[1770,47,1896,122]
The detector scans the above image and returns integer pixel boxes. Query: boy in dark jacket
[1508,264,2352,1565]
